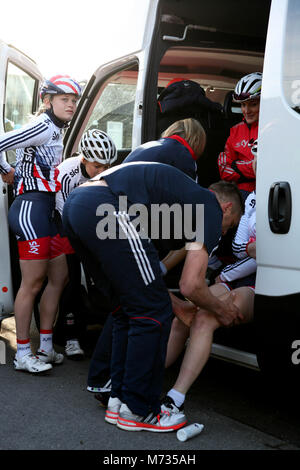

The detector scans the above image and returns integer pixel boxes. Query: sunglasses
[233,92,252,101]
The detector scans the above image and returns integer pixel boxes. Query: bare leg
[169,291,198,327]
[165,317,190,368]
[171,286,255,395]
[14,259,48,340]
[39,254,69,331]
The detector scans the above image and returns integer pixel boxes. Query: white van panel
[0,181,13,314]
[0,40,42,316]
[256,0,300,296]
[256,266,300,296]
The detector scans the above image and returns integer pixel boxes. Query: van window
[4,62,38,163]
[283,0,300,115]
[84,63,138,152]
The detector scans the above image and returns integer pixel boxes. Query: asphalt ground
[0,315,300,462]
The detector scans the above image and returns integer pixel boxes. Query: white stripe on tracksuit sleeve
[0,120,50,175]
[220,191,256,282]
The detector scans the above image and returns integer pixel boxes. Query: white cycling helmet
[79,129,117,165]
[233,72,262,103]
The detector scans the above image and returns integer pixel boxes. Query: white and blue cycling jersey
[0,110,65,195]
[220,191,256,283]
[55,155,89,216]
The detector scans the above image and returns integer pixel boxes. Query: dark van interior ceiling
[160,0,271,51]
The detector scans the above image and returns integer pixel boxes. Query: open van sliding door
[63,4,160,159]
[0,41,42,321]
[63,58,143,163]
[255,0,300,381]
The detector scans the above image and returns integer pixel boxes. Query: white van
[0,41,42,316]
[1,0,299,380]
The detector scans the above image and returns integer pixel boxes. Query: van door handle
[268,182,292,234]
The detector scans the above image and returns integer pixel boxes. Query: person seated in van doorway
[210,73,261,282]
[218,72,261,201]
[124,117,207,182]
[163,158,257,416]
[62,162,243,432]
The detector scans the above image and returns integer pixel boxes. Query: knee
[171,317,188,334]
[192,311,218,334]
[22,276,45,296]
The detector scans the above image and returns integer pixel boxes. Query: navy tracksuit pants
[63,186,173,416]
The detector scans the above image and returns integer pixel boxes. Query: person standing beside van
[55,129,118,359]
[218,72,262,200]
[86,117,207,402]
[0,75,81,373]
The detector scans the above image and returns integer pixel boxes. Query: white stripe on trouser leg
[122,213,156,282]
[19,200,37,241]
[117,212,155,286]
[117,214,149,285]
[25,201,38,240]
[120,212,155,284]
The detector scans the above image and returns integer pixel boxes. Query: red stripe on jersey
[18,182,24,195]
[54,167,62,192]
[33,164,52,192]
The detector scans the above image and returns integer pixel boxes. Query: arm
[232,193,256,259]
[218,256,256,283]
[1,167,15,184]
[0,153,13,176]
[218,134,241,183]
[0,119,50,180]
[234,159,256,181]
[160,247,186,273]
[246,240,256,259]
[179,243,242,326]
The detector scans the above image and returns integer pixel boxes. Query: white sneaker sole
[105,410,119,425]
[116,417,187,432]
[14,362,52,374]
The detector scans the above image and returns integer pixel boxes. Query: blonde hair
[35,94,52,116]
[162,118,206,157]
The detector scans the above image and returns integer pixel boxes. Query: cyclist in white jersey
[0,75,81,373]
[55,129,117,359]
[163,151,257,415]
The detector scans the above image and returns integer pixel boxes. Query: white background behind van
[1,0,150,79]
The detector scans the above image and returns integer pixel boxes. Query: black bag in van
[158,78,223,115]
[157,79,226,187]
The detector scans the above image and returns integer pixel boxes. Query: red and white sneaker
[105,397,122,425]
[116,402,187,432]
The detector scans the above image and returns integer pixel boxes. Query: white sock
[167,388,186,408]
[17,339,31,358]
[39,329,53,353]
